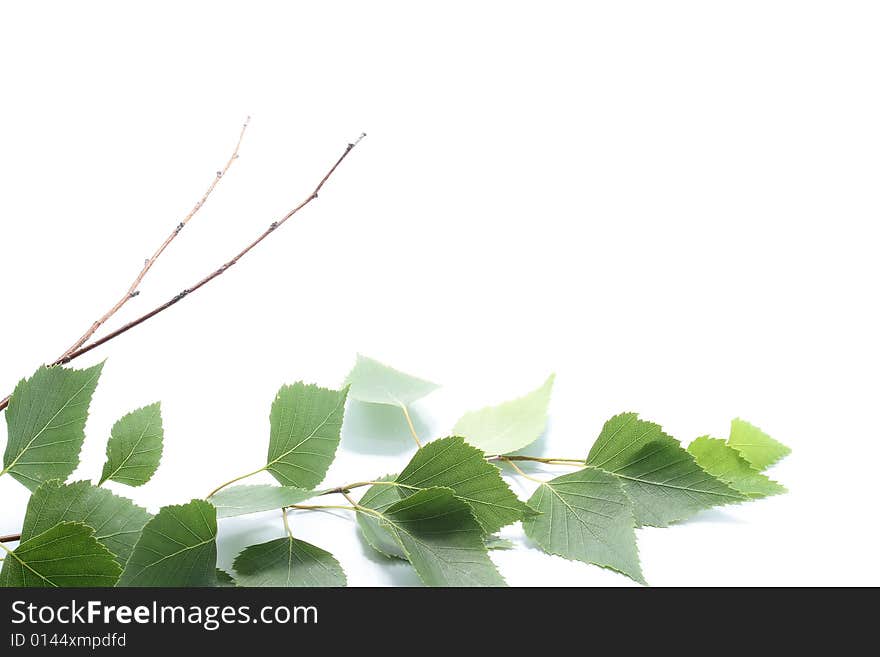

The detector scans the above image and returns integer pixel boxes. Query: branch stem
[0,132,365,415]
[205,466,267,499]
[56,118,251,361]
[0,534,21,544]
[321,480,416,496]
[58,135,366,367]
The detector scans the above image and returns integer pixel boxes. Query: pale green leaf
[210,484,315,518]
[21,480,152,566]
[2,362,104,491]
[586,413,745,527]
[688,436,786,498]
[233,537,346,587]
[99,402,163,486]
[266,382,348,489]
[356,476,407,559]
[370,486,506,587]
[523,467,644,584]
[0,521,121,587]
[396,436,532,533]
[485,535,515,550]
[452,375,554,455]
[344,354,439,407]
[118,500,217,587]
[728,418,790,471]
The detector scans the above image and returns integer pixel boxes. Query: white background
[1,1,878,586]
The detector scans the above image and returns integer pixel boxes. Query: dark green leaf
[586,413,744,526]
[2,363,103,491]
[21,480,151,566]
[118,500,217,587]
[266,382,348,489]
[370,487,506,586]
[233,537,346,587]
[523,467,644,584]
[99,402,163,486]
[396,436,532,533]
[0,522,121,587]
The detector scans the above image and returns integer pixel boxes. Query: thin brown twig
[57,118,251,361]
[58,133,366,366]
[0,132,365,414]
[0,533,20,544]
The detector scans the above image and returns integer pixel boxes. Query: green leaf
[586,413,745,527]
[233,537,347,587]
[367,486,506,587]
[21,480,152,566]
[0,522,121,587]
[452,374,554,455]
[485,535,515,550]
[688,436,786,499]
[118,500,217,587]
[523,468,644,584]
[215,569,236,587]
[266,382,348,489]
[728,418,790,471]
[356,476,407,559]
[396,436,533,533]
[344,354,439,407]
[99,402,163,486]
[2,362,104,491]
[210,485,315,518]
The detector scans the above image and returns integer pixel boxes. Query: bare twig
[0,131,365,414]
[58,133,366,366]
[57,118,251,361]
[0,533,20,544]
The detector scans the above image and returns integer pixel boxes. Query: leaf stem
[399,404,422,447]
[499,457,547,484]
[287,504,358,512]
[488,455,585,466]
[281,507,293,539]
[205,466,267,499]
[321,480,417,496]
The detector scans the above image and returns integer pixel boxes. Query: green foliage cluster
[0,355,789,587]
